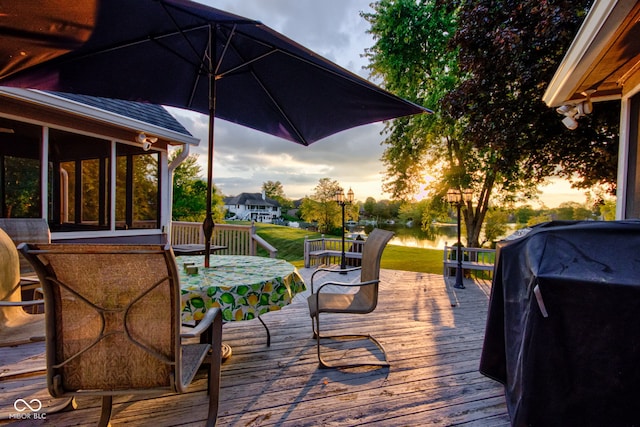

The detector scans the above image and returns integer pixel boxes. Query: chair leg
[314,313,389,369]
[257,315,271,346]
[205,309,223,427]
[98,395,113,427]
[310,314,318,339]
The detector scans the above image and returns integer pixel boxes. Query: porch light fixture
[335,187,354,271]
[555,89,595,130]
[136,132,158,151]
[447,188,473,289]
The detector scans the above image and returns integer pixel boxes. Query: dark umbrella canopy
[0,0,429,263]
[0,0,428,145]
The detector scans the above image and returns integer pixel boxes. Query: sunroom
[0,88,198,243]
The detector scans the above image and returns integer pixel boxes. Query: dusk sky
[168,0,587,207]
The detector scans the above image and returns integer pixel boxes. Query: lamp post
[335,187,354,270]
[447,188,473,289]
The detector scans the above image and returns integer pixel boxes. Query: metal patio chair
[20,243,223,427]
[307,228,394,368]
[0,226,44,347]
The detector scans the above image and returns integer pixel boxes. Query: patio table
[172,244,227,255]
[178,255,306,352]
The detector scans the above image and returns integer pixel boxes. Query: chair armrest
[181,307,222,339]
[0,299,45,307]
[315,279,379,294]
[310,266,362,292]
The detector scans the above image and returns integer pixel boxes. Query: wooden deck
[1,268,510,426]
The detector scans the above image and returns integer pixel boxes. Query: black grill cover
[480,220,640,426]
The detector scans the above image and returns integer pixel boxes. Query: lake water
[348,222,517,249]
[347,223,460,250]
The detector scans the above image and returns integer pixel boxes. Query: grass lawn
[249,222,445,275]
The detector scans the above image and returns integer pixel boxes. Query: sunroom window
[1,118,162,232]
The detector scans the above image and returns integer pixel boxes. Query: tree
[262,180,293,211]
[363,0,492,246]
[262,180,284,199]
[170,150,224,222]
[514,205,536,224]
[482,208,509,247]
[554,201,595,221]
[363,197,377,218]
[299,178,356,234]
[446,0,619,194]
[599,199,616,221]
[363,0,460,200]
[363,0,618,248]
[398,197,447,228]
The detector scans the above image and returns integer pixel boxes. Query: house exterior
[224,192,281,223]
[0,88,199,243]
[543,0,640,219]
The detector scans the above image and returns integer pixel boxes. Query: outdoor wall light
[556,104,582,130]
[136,132,158,151]
[555,89,595,130]
[561,115,579,130]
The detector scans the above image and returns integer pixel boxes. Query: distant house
[224,192,281,223]
[0,88,199,243]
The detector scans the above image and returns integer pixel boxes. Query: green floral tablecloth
[178,255,306,324]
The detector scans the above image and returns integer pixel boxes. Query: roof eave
[543,0,635,107]
[0,87,200,146]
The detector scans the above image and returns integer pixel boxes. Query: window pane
[3,156,40,218]
[115,144,160,230]
[49,130,109,231]
[60,161,75,223]
[0,118,41,218]
[81,159,101,224]
[115,155,126,227]
[133,153,158,228]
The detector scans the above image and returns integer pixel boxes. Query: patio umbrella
[0,0,429,265]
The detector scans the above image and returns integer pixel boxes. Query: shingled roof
[224,192,280,207]
[52,92,191,136]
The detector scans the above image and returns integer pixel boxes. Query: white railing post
[250,221,256,256]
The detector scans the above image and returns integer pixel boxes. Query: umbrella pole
[202,93,214,267]
[203,26,217,268]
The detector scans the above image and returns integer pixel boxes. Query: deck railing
[170,221,277,257]
[443,244,495,279]
[303,236,364,268]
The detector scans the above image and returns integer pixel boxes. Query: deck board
[0,268,509,426]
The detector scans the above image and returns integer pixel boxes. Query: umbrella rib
[216,51,276,80]
[184,23,234,110]
[215,25,430,112]
[224,37,309,145]
[39,25,210,73]
[215,24,235,76]
[250,70,309,145]
[213,24,308,144]
[149,34,205,71]
[160,1,211,68]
